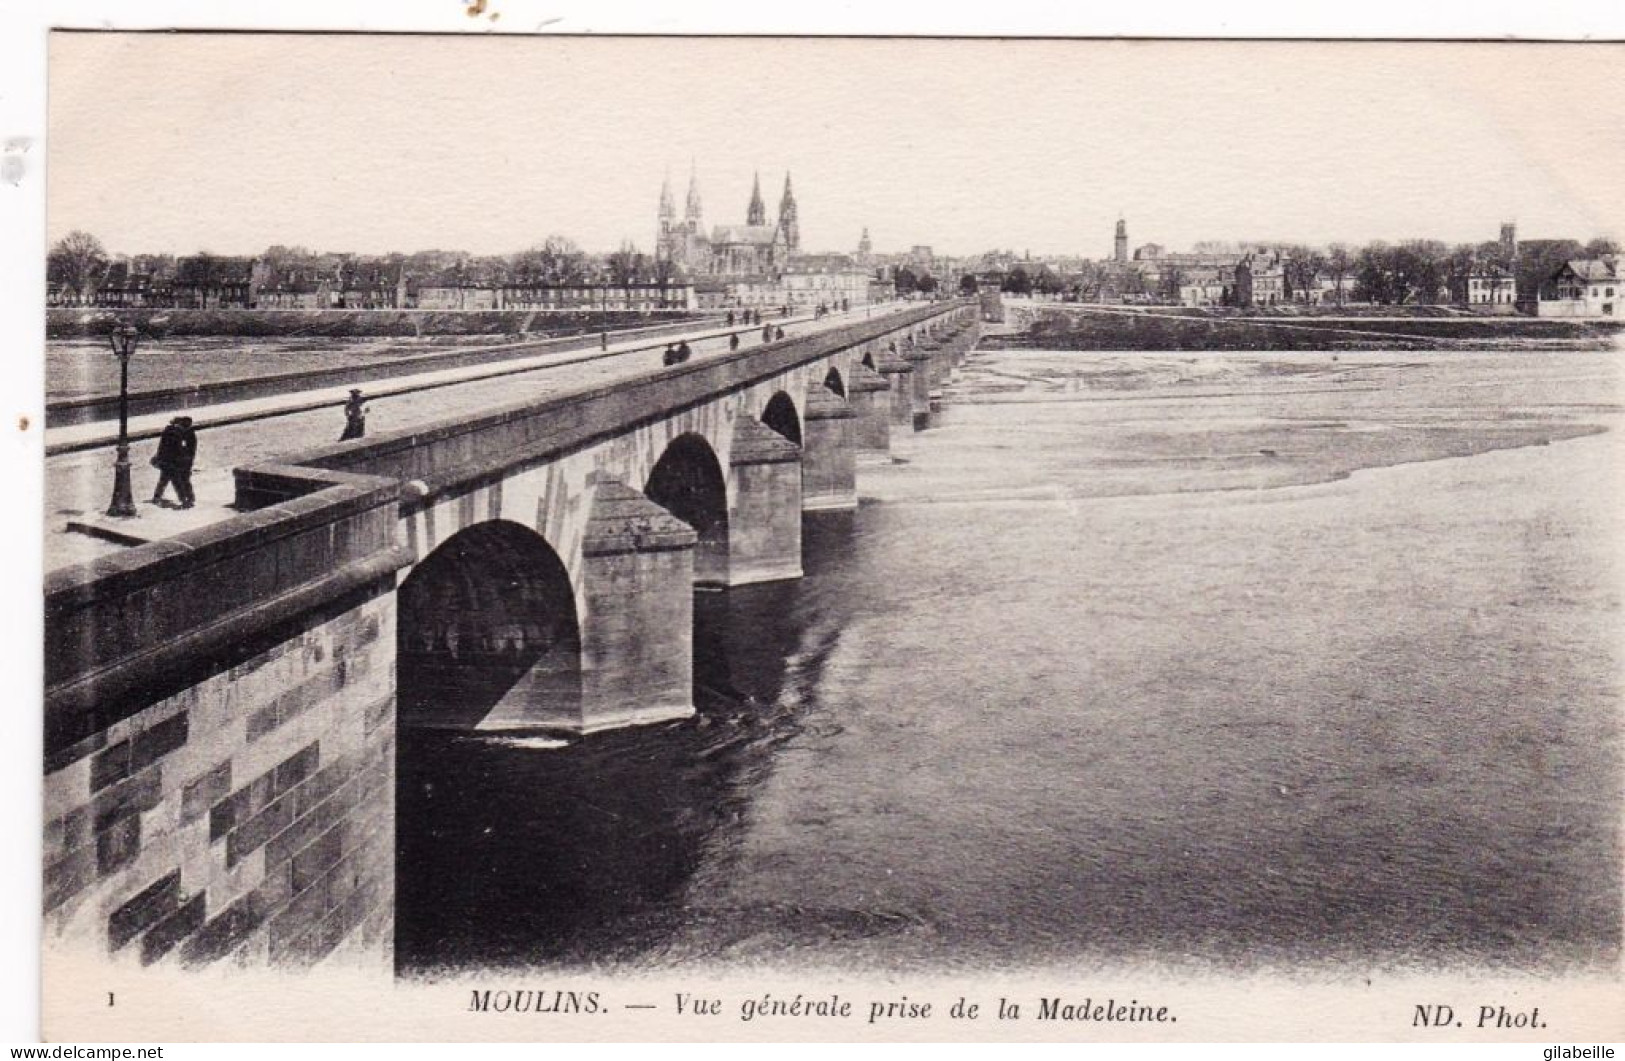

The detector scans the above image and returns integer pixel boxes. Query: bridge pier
[905,339,935,430]
[878,350,915,430]
[577,479,697,733]
[726,417,804,585]
[801,385,858,511]
[848,361,892,456]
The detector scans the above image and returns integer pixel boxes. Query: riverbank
[994,307,1622,351]
[45,306,696,340]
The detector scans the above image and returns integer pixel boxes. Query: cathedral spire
[685,159,703,227]
[658,169,675,221]
[778,172,800,254]
[747,171,766,226]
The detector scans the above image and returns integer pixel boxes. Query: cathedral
[657,167,802,279]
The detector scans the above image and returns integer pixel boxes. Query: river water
[396,347,1623,978]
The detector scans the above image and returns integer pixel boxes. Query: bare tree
[1326,244,1352,307]
[48,230,109,302]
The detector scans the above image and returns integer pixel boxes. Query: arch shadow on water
[394,573,829,975]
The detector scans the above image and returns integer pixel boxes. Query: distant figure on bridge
[340,389,367,441]
[775,325,785,341]
[676,340,693,362]
[662,342,681,366]
[729,332,740,352]
[762,323,773,343]
[149,415,197,509]
[726,310,736,327]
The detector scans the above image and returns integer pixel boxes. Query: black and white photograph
[17,14,1625,1044]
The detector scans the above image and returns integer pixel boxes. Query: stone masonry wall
[43,590,397,971]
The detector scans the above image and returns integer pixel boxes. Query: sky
[46,34,1625,260]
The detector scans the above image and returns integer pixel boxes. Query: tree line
[47,230,683,303]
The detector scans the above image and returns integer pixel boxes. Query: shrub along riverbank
[991,309,1622,351]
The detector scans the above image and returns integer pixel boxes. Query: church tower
[778,173,801,254]
[747,172,766,226]
[857,226,872,265]
[1114,217,1128,263]
[684,162,703,236]
[657,172,676,245]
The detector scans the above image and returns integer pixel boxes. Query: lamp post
[106,322,140,518]
[599,275,609,351]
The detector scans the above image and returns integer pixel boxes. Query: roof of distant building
[1563,258,1619,282]
[711,224,781,246]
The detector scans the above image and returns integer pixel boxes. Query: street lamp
[106,321,140,518]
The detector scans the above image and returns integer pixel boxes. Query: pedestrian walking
[340,388,367,441]
[676,340,693,362]
[762,323,773,343]
[662,342,681,366]
[149,415,197,509]
[729,332,740,352]
[775,325,785,341]
[726,310,736,327]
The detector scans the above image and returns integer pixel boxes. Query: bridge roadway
[45,303,905,572]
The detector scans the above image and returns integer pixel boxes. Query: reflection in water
[397,351,1623,977]
[395,567,832,974]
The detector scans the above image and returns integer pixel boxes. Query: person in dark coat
[762,323,773,343]
[676,340,693,362]
[729,332,740,352]
[774,325,785,341]
[340,388,367,441]
[662,342,680,366]
[150,415,197,508]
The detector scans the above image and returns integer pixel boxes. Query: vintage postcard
[28,27,1625,1043]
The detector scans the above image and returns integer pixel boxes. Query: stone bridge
[43,301,979,973]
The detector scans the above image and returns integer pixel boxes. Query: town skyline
[48,36,1625,260]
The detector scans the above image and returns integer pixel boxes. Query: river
[395,347,1623,978]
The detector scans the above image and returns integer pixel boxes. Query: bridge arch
[397,519,581,730]
[761,390,802,447]
[645,433,730,587]
[822,366,846,398]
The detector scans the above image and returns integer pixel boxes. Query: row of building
[48,256,703,313]
[996,219,1617,318]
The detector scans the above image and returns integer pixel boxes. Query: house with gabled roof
[1537,257,1620,318]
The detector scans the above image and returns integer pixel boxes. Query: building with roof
[1462,269,1517,307]
[1537,257,1619,318]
